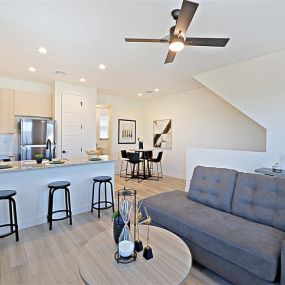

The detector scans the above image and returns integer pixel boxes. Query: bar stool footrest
[92,201,113,210]
[50,209,72,221]
[0,224,18,238]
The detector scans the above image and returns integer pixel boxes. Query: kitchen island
[0,156,115,230]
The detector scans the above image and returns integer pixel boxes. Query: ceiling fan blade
[164,50,177,64]
[185,37,230,47]
[161,34,170,41]
[125,38,169,43]
[174,1,199,37]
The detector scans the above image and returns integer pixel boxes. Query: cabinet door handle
[62,150,66,154]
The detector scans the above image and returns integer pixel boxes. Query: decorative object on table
[49,159,65,165]
[255,167,285,177]
[138,137,144,149]
[140,207,153,260]
[134,203,143,252]
[34,153,43,164]
[88,155,102,161]
[0,162,12,169]
[118,119,136,144]
[112,210,126,244]
[85,150,99,156]
[115,187,137,263]
[272,162,282,173]
[153,119,172,149]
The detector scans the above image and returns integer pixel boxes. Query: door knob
[62,150,66,154]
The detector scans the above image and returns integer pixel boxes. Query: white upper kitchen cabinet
[14,91,52,118]
[33,93,52,118]
[0,89,15,134]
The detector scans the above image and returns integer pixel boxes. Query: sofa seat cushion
[188,166,237,213]
[141,190,285,282]
[232,172,285,231]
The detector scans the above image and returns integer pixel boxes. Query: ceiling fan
[125,0,230,64]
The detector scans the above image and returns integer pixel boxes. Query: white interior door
[61,93,83,159]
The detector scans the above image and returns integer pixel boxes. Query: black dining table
[129,148,153,180]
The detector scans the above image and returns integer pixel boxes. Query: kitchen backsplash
[0,134,18,159]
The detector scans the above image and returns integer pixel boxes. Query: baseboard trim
[18,206,90,230]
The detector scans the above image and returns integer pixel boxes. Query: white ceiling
[1,0,285,99]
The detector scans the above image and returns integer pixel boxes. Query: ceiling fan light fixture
[169,39,185,52]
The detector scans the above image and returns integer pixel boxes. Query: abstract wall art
[153,119,172,149]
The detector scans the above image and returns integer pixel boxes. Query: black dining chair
[142,151,153,176]
[126,152,143,182]
[150,151,163,181]
[120,150,129,178]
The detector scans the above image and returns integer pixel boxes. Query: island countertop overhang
[0,155,116,174]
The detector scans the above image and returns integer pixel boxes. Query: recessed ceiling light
[154,88,159,92]
[28,67,36,72]
[137,93,142,96]
[99,64,106,70]
[80,78,86,82]
[38,47,47,54]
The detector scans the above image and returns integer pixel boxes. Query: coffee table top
[78,225,192,285]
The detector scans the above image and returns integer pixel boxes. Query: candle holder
[114,188,137,264]
[140,207,153,260]
[134,204,144,252]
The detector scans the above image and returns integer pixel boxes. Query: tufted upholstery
[141,190,285,282]
[232,172,285,231]
[188,166,237,213]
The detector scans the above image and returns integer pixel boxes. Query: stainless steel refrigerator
[19,118,56,160]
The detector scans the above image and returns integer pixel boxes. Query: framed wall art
[118,119,136,144]
[153,119,172,149]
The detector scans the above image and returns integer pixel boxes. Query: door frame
[96,104,112,156]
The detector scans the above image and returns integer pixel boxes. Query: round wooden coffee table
[78,225,192,284]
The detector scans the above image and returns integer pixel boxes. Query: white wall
[0,76,50,94]
[53,81,97,158]
[186,148,270,191]
[195,49,285,167]
[143,88,266,179]
[97,93,144,172]
[0,76,50,158]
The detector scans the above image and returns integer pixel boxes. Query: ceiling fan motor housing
[171,9,181,21]
[170,26,185,41]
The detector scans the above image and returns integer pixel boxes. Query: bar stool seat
[48,181,71,189]
[91,176,114,218]
[93,176,112,182]
[47,181,72,230]
[0,190,19,241]
[0,190,16,199]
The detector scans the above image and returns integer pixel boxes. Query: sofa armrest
[281,240,285,285]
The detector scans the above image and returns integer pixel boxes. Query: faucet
[46,139,52,161]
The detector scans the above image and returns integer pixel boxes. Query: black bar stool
[0,190,19,241]
[91,176,114,218]
[47,181,72,230]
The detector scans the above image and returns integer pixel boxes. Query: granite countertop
[0,155,115,174]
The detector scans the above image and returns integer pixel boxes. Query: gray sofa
[140,166,285,285]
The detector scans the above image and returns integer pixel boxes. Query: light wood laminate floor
[0,175,229,285]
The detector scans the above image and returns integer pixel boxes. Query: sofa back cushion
[188,166,237,213]
[232,172,285,231]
